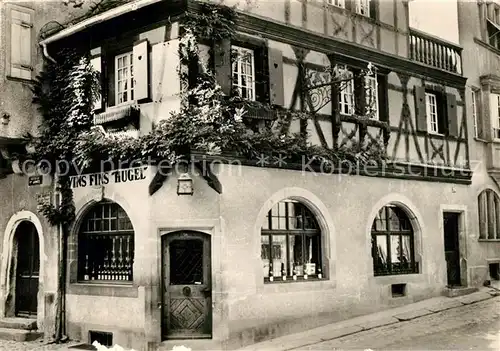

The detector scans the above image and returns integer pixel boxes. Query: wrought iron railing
[409,28,462,75]
[374,261,419,276]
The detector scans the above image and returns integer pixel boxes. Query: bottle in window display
[83,255,90,281]
[269,262,274,282]
[282,263,286,281]
[317,266,322,279]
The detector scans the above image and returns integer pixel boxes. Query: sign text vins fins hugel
[70,167,147,188]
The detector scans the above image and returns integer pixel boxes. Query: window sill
[474,137,489,143]
[68,282,138,297]
[264,275,324,284]
[478,239,500,242]
[6,75,33,84]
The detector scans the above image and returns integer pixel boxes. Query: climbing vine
[34,0,387,227]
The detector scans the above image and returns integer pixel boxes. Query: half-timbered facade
[0,0,487,350]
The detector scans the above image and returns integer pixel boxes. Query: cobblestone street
[0,339,83,351]
[298,296,500,350]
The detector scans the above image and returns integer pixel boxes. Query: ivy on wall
[34,0,387,227]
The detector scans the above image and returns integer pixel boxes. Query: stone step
[442,286,479,298]
[0,327,42,342]
[0,317,37,330]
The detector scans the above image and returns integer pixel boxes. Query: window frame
[355,0,371,17]
[365,74,379,120]
[77,201,135,284]
[490,93,500,140]
[231,45,256,101]
[328,0,346,9]
[425,91,447,135]
[371,205,418,276]
[472,89,478,138]
[5,4,34,81]
[261,200,323,283]
[478,189,500,240]
[114,51,135,106]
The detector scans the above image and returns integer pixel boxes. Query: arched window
[478,189,500,240]
[371,204,418,276]
[78,201,134,282]
[261,199,322,282]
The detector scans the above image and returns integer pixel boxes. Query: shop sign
[70,166,148,189]
[28,175,43,186]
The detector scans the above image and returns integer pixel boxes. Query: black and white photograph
[0,0,498,350]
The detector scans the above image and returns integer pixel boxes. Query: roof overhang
[39,0,164,46]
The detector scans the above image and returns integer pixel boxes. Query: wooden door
[162,231,212,339]
[443,212,461,286]
[15,221,39,317]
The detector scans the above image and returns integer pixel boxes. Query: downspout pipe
[41,42,57,63]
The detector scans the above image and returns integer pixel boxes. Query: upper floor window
[329,0,345,8]
[115,52,135,105]
[365,75,379,120]
[231,46,255,101]
[478,189,500,240]
[371,204,418,276]
[78,201,135,283]
[261,199,323,282]
[490,93,500,139]
[472,90,479,138]
[340,76,355,115]
[414,86,458,137]
[355,0,371,17]
[486,1,500,50]
[338,67,379,119]
[7,5,34,80]
[425,92,444,134]
[328,0,376,20]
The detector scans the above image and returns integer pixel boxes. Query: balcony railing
[409,28,462,75]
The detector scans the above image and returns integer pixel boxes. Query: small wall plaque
[28,175,43,186]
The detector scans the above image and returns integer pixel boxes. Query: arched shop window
[261,199,322,282]
[78,201,134,282]
[371,204,418,276]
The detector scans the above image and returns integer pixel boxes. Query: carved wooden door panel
[15,221,39,317]
[162,232,211,339]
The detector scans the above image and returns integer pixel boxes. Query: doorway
[161,231,212,339]
[14,221,40,317]
[443,212,461,287]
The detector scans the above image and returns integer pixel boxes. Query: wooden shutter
[369,0,378,20]
[133,39,150,101]
[214,39,232,95]
[414,86,427,132]
[377,74,388,122]
[268,48,284,107]
[446,92,458,137]
[90,47,103,111]
[10,8,32,80]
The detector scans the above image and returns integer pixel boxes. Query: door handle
[202,287,211,297]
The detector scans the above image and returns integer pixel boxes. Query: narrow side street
[298,296,500,351]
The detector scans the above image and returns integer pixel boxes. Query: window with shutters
[115,52,135,105]
[414,86,457,137]
[478,189,500,240]
[6,5,34,80]
[340,75,355,115]
[90,39,150,112]
[490,93,500,140]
